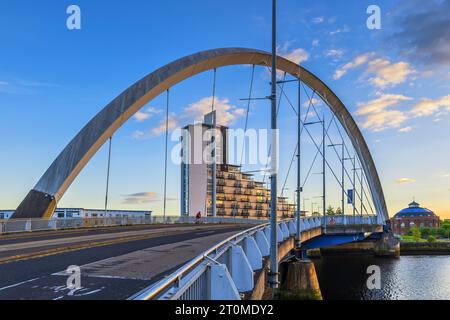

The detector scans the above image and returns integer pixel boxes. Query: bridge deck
[0,224,248,300]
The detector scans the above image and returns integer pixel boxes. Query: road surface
[0,223,249,300]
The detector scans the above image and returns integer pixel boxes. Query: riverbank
[400,241,450,255]
[310,240,450,257]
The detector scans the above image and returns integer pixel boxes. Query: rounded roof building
[394,201,437,219]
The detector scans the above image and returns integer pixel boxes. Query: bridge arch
[13,48,388,222]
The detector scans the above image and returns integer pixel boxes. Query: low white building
[0,210,14,220]
[1,208,152,220]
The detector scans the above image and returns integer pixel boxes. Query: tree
[420,227,431,238]
[411,226,421,242]
[335,207,343,215]
[326,206,335,216]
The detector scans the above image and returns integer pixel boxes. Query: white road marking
[0,278,40,292]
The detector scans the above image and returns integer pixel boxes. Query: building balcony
[228,174,237,180]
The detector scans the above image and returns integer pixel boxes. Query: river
[313,255,450,300]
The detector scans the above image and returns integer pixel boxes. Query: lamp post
[268,0,279,289]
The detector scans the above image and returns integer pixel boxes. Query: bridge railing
[324,215,380,226]
[131,216,326,300]
[0,216,269,235]
[132,214,383,300]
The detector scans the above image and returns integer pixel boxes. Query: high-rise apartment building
[181,116,297,219]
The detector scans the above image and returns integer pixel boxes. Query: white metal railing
[0,216,268,235]
[132,214,380,301]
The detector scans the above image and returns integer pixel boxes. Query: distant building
[0,210,14,220]
[391,201,440,235]
[181,117,297,219]
[0,208,152,220]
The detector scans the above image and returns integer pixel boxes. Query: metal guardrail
[132,214,380,301]
[0,216,267,235]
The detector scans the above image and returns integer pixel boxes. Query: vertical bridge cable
[104,136,112,216]
[239,65,256,167]
[163,90,170,223]
[211,68,217,217]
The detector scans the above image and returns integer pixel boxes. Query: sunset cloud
[122,192,177,205]
[410,94,450,117]
[366,59,415,88]
[356,93,412,132]
[134,96,245,139]
[395,178,416,184]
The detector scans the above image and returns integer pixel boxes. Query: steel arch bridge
[12,48,388,223]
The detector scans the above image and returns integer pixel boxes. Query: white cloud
[134,96,245,139]
[303,98,323,108]
[326,49,345,59]
[366,59,415,88]
[410,94,450,117]
[133,106,162,122]
[329,25,350,35]
[399,126,413,133]
[395,178,416,184]
[132,130,145,139]
[334,52,375,80]
[151,113,179,137]
[280,48,309,65]
[312,16,325,24]
[312,39,320,47]
[183,97,245,127]
[134,111,151,122]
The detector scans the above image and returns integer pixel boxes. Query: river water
[313,255,450,300]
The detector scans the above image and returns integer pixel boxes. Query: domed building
[391,201,440,235]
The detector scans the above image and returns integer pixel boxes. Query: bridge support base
[277,258,322,300]
[373,232,400,258]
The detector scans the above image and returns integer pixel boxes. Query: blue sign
[348,189,354,204]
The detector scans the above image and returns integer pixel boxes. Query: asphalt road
[0,224,249,300]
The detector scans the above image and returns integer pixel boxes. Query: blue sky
[1,0,449,218]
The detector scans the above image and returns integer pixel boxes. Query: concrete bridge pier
[373,232,400,257]
[277,255,322,300]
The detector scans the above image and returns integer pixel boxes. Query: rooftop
[394,201,437,219]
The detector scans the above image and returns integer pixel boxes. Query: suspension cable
[211,68,217,217]
[104,136,112,216]
[163,90,170,222]
[282,92,365,215]
[240,65,256,167]
[301,84,372,214]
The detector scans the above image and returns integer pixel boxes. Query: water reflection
[313,256,450,300]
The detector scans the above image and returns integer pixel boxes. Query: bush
[411,226,421,242]
[427,235,437,243]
